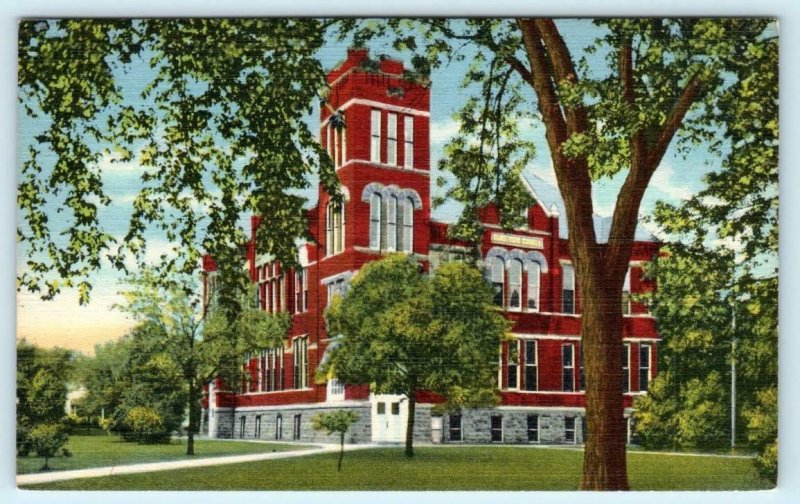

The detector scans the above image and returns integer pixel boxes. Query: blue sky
[16,19,739,353]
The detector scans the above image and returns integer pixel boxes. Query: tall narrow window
[562,264,575,314]
[402,197,413,252]
[302,268,308,311]
[507,340,519,390]
[527,414,539,443]
[370,193,382,250]
[508,259,522,310]
[491,258,504,306]
[622,268,631,315]
[326,204,333,256]
[387,113,397,165]
[490,415,503,442]
[639,344,651,392]
[280,274,287,312]
[622,344,630,393]
[403,116,414,168]
[326,124,333,161]
[579,345,586,391]
[341,119,347,165]
[370,110,381,163]
[565,417,576,443]
[240,416,246,439]
[449,414,462,442]
[524,340,538,391]
[527,262,540,311]
[293,337,308,389]
[294,269,303,313]
[275,414,283,440]
[562,344,575,392]
[327,202,344,255]
[333,126,340,168]
[293,414,302,440]
[255,415,262,438]
[387,195,397,251]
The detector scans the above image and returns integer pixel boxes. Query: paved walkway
[17,443,376,486]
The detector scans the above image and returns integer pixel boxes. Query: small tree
[28,423,68,471]
[123,406,169,444]
[323,255,509,457]
[312,410,360,472]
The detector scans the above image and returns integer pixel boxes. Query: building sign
[491,232,544,250]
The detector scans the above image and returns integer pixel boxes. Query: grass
[21,445,774,491]
[16,430,311,475]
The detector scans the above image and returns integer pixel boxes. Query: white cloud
[96,151,144,174]
[429,119,461,145]
[649,161,695,201]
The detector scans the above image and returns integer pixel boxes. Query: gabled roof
[520,171,657,243]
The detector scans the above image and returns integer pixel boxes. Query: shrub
[123,406,170,444]
[28,423,68,470]
[745,386,777,484]
[98,416,116,435]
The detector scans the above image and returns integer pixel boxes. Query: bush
[745,386,777,483]
[122,406,170,444]
[28,423,68,470]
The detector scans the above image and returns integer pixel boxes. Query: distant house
[201,49,660,446]
[65,386,87,415]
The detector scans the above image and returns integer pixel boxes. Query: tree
[337,18,777,488]
[27,423,69,471]
[323,255,509,458]
[16,340,74,456]
[311,410,361,472]
[116,268,290,455]
[745,387,777,483]
[18,19,341,307]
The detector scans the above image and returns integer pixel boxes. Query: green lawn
[17,431,311,475]
[22,445,773,491]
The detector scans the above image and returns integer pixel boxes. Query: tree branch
[647,75,704,167]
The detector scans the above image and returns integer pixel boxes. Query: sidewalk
[18,443,375,486]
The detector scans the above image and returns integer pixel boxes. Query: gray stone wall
[213,405,371,444]
[444,408,586,445]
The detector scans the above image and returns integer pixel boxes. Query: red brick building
[202,49,660,445]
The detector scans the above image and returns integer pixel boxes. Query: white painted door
[371,394,407,443]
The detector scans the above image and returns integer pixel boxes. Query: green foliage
[122,406,169,444]
[323,255,509,454]
[98,417,116,435]
[28,423,69,470]
[18,19,339,305]
[312,410,360,436]
[632,372,678,450]
[744,386,777,483]
[674,373,728,449]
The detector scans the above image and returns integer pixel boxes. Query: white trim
[339,97,430,118]
[353,245,428,260]
[240,387,314,397]
[519,173,557,218]
[623,342,631,393]
[511,333,662,343]
[496,405,586,412]
[230,400,370,412]
[482,222,552,236]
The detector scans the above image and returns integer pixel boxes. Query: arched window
[326,202,344,256]
[527,262,541,311]
[387,195,397,251]
[491,257,505,306]
[370,193,382,250]
[508,259,522,310]
[402,197,413,252]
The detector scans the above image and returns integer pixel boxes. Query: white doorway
[371,394,407,443]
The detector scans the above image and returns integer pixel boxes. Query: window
[490,415,503,442]
[490,257,505,306]
[377,402,386,415]
[370,110,381,163]
[507,340,519,390]
[327,378,345,401]
[280,274,287,312]
[508,259,522,310]
[257,266,268,311]
[293,337,308,389]
[449,414,462,441]
[294,268,307,313]
[622,344,630,393]
[391,402,400,415]
[527,414,539,443]
[293,414,302,440]
[622,268,631,315]
[562,344,575,392]
[387,113,397,165]
[262,347,284,392]
[341,119,347,165]
[255,415,262,438]
[403,116,414,168]
[401,197,413,253]
[275,414,283,440]
[326,202,345,256]
[239,416,246,439]
[387,195,397,251]
[369,193,382,250]
[527,262,540,311]
[565,417,576,443]
[326,278,347,307]
[327,124,333,163]
[562,264,575,314]
[524,340,538,391]
[639,344,651,392]
[334,126,340,168]
[580,345,586,391]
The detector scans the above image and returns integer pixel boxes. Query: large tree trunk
[578,274,629,490]
[186,378,198,456]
